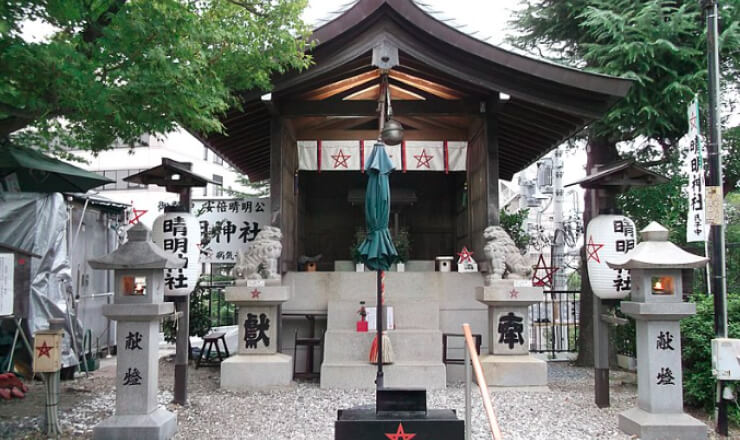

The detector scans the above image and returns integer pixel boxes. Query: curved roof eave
[309,0,632,98]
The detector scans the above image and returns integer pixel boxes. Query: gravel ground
[0,357,735,439]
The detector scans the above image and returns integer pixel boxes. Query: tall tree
[510,0,740,365]
[0,0,311,156]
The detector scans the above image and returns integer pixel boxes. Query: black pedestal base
[335,406,464,440]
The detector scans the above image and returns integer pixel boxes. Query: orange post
[462,323,503,440]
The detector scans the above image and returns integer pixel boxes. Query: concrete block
[226,285,290,305]
[478,354,547,387]
[320,361,446,389]
[220,353,292,390]
[618,407,707,440]
[476,283,544,306]
[326,300,439,330]
[323,329,443,362]
[621,301,696,320]
[93,406,176,440]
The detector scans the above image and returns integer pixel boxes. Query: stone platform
[321,297,447,389]
[619,407,707,440]
[220,353,293,389]
[93,407,176,440]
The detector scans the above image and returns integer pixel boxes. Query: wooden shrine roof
[197,0,632,181]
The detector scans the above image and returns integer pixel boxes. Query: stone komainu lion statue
[232,226,283,281]
[483,225,532,285]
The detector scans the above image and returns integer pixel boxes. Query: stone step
[323,329,443,362]
[320,361,447,389]
[327,300,439,330]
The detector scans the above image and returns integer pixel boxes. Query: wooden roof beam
[280,98,480,117]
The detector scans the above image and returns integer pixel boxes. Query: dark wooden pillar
[484,97,500,226]
[270,115,283,228]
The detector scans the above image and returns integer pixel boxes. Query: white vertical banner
[320,141,361,171]
[447,141,468,171]
[0,253,13,316]
[152,212,201,296]
[686,95,706,243]
[298,141,318,171]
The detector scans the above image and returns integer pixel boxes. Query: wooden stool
[293,330,322,379]
[195,331,229,368]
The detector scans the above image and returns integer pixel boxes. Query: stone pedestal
[94,303,177,440]
[476,281,547,387]
[618,301,707,440]
[220,283,292,390]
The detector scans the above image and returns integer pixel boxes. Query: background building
[67,128,251,228]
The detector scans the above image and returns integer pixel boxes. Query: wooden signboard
[33,330,63,373]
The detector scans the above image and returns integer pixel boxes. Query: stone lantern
[88,223,183,440]
[607,222,708,440]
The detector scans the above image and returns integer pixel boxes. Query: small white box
[711,338,740,380]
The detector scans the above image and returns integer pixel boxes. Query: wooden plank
[280,99,480,116]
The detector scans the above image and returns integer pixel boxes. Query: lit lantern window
[651,276,674,295]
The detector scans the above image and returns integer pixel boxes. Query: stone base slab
[220,353,292,390]
[619,407,707,440]
[93,406,176,440]
[321,361,446,390]
[478,354,547,387]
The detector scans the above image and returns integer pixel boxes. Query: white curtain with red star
[297,140,467,172]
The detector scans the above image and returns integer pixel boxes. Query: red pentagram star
[414,149,433,168]
[586,235,605,263]
[251,289,261,299]
[532,254,558,288]
[509,288,519,299]
[385,423,416,440]
[457,246,474,264]
[689,112,698,132]
[331,149,351,168]
[129,207,148,225]
[36,340,53,358]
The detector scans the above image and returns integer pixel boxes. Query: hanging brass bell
[381,119,404,146]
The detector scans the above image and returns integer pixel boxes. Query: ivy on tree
[0,0,311,156]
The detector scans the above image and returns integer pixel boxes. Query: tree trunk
[575,133,619,367]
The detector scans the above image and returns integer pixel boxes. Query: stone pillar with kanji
[476,280,547,387]
[220,226,292,389]
[88,223,182,440]
[608,222,707,440]
[476,225,547,387]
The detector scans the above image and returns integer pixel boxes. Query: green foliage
[350,227,366,263]
[511,0,739,143]
[499,208,530,250]
[393,228,411,263]
[566,270,582,291]
[1,0,311,155]
[510,0,740,186]
[617,173,688,245]
[682,293,740,423]
[162,281,213,343]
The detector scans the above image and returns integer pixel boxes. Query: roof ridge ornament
[640,221,669,242]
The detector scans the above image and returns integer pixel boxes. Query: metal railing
[529,290,580,355]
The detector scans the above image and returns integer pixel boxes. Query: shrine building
[197,0,632,387]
